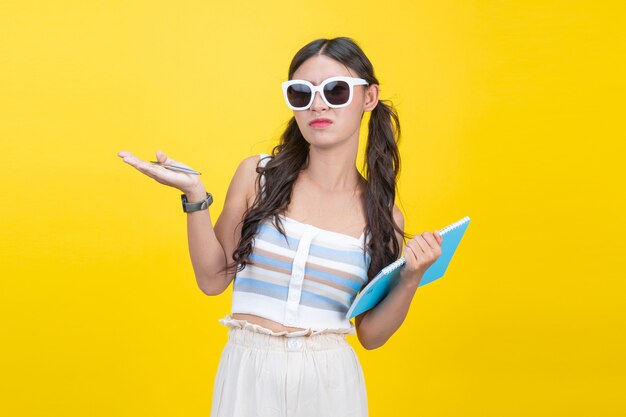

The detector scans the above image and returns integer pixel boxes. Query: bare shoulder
[392,204,405,231]
[391,204,406,250]
[228,155,264,205]
[233,154,263,179]
[214,155,265,250]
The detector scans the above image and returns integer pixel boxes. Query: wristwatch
[181,192,213,213]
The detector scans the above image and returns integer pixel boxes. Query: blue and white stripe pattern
[232,214,371,331]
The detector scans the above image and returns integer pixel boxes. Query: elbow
[199,286,223,296]
[356,315,389,350]
[192,264,235,296]
[362,340,386,351]
[358,333,387,350]
[196,274,231,296]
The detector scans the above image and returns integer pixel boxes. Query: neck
[304,139,361,192]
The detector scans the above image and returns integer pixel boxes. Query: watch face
[181,193,211,212]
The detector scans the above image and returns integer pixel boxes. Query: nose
[310,90,328,111]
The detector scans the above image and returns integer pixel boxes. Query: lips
[309,118,333,128]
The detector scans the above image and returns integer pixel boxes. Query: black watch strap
[181,192,213,213]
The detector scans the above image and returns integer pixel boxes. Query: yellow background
[1,1,624,415]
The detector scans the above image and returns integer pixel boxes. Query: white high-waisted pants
[210,315,368,417]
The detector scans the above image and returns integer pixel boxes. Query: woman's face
[290,55,378,149]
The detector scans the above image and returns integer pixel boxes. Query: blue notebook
[346,216,471,319]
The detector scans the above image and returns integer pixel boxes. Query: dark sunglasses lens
[287,84,312,108]
[323,81,350,105]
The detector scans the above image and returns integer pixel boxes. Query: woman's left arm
[355,206,443,350]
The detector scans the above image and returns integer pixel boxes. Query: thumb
[156,150,167,163]
[435,230,444,244]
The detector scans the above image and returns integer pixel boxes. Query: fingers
[119,152,147,170]
[421,231,442,251]
[118,150,166,177]
[411,233,434,257]
[405,240,420,262]
[404,231,443,265]
[117,150,141,165]
[434,230,443,245]
[119,150,167,173]
[132,158,167,179]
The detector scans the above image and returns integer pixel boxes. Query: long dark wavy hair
[228,37,406,281]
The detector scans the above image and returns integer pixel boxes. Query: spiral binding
[380,257,406,275]
[439,216,471,236]
[377,216,470,277]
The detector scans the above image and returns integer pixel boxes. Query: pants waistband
[218,314,356,338]
[226,326,349,352]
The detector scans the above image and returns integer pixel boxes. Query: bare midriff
[231,313,308,333]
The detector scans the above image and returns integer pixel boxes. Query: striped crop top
[230,154,371,332]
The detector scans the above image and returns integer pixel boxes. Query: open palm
[117,150,203,194]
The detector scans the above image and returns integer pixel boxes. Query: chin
[304,134,348,150]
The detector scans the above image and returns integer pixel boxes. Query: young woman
[118,37,443,417]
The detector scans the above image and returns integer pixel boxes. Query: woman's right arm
[188,155,260,295]
[118,150,260,296]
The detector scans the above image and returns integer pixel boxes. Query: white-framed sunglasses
[281,76,369,110]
